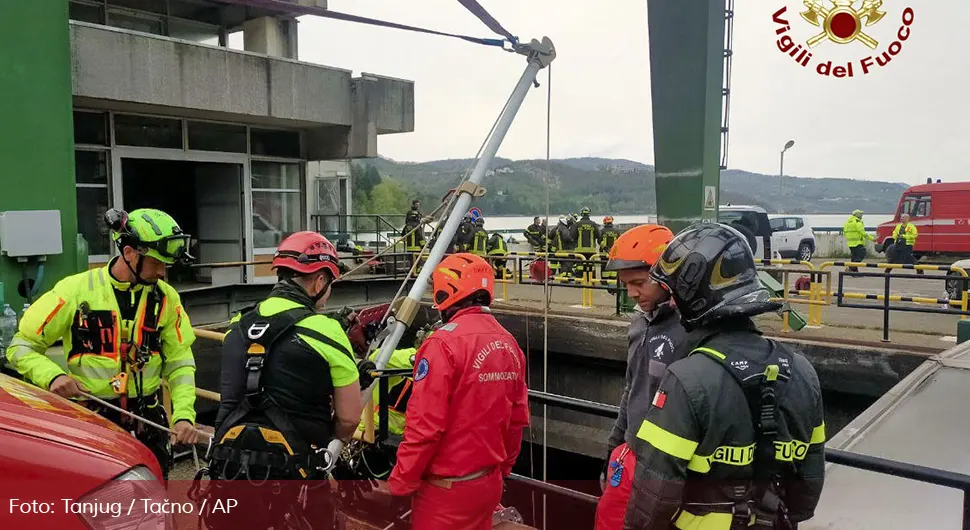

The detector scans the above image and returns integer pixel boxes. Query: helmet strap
[118,242,150,286]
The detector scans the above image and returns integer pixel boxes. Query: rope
[456,0,519,46]
[541,62,552,530]
[217,0,513,49]
[78,391,211,471]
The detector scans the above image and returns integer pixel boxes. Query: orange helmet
[431,253,495,311]
[605,224,674,271]
[603,216,614,225]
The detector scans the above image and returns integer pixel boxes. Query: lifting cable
[217,0,518,50]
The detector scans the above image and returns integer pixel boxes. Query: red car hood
[0,374,150,464]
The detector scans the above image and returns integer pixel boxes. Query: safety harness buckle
[245,356,264,371]
[731,501,752,528]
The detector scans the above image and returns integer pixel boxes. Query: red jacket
[388,306,530,495]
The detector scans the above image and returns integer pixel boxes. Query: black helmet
[650,223,780,331]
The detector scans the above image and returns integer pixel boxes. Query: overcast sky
[295,1,964,185]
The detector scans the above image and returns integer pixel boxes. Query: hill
[358,157,907,215]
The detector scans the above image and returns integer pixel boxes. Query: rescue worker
[457,213,475,252]
[487,231,510,279]
[553,215,575,277]
[4,207,200,478]
[571,207,602,279]
[470,217,490,257]
[623,223,825,529]
[403,199,427,255]
[889,213,918,265]
[205,231,364,529]
[599,216,622,281]
[429,223,456,254]
[594,224,685,530]
[525,216,546,251]
[387,253,530,530]
[600,216,620,253]
[843,210,873,272]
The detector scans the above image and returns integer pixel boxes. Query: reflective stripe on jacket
[624,322,826,529]
[471,229,489,256]
[892,222,918,246]
[4,261,198,424]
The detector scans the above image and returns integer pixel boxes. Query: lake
[478,213,894,232]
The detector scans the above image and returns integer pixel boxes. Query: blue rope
[219,0,510,48]
[455,0,519,47]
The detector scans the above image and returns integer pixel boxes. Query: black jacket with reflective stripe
[624,319,825,530]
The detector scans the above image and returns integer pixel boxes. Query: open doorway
[121,158,245,285]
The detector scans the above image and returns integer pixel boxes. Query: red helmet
[272,231,341,278]
[432,253,494,311]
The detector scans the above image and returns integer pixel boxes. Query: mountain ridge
[360,156,908,215]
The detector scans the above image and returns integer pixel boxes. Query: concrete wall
[70,21,414,144]
[0,2,79,307]
[815,232,880,259]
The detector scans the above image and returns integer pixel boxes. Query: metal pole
[778,150,785,212]
[321,37,556,467]
[963,489,970,530]
[883,270,891,342]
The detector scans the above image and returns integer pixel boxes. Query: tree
[365,178,410,215]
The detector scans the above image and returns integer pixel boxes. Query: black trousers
[84,391,172,478]
[850,245,867,263]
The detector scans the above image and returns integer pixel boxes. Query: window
[169,17,221,45]
[251,129,301,158]
[251,162,303,248]
[75,151,112,256]
[114,114,183,148]
[106,9,164,35]
[900,195,931,218]
[187,121,247,153]
[785,218,801,231]
[70,1,104,23]
[74,111,109,146]
[770,218,786,232]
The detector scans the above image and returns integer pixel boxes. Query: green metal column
[648,0,726,234]
[0,1,77,305]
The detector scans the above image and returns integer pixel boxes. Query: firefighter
[204,231,364,529]
[599,216,622,280]
[525,216,546,251]
[889,213,919,265]
[403,199,427,255]
[571,207,601,279]
[470,217,490,257]
[594,224,685,530]
[387,253,529,530]
[362,345,417,440]
[623,223,825,529]
[843,210,873,272]
[457,213,475,252]
[487,231,510,279]
[4,208,200,478]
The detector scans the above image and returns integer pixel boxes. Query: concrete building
[0,1,413,304]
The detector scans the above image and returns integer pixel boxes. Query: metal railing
[817,261,970,342]
[311,214,411,250]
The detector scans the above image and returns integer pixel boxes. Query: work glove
[414,320,443,349]
[357,359,377,390]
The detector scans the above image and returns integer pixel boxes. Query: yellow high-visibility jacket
[4,263,198,425]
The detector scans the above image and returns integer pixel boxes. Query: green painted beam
[647,0,726,234]
[0,1,78,307]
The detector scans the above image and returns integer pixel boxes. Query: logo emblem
[415,358,430,381]
[801,0,886,49]
[772,3,915,77]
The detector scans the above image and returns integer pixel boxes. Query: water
[478,213,895,232]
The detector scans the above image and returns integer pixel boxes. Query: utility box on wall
[0,210,64,258]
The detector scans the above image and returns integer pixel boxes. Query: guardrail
[817,261,970,342]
